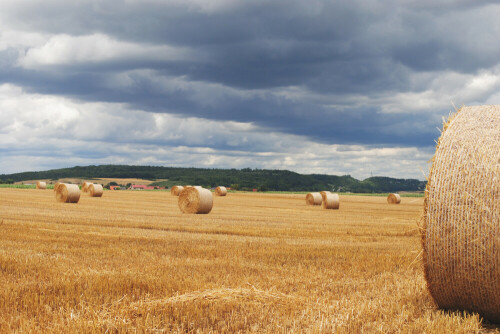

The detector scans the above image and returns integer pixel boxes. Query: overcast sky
[1,0,499,179]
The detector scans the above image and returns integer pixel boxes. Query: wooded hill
[0,165,426,193]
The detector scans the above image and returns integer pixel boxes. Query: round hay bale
[320,191,331,202]
[171,186,184,196]
[53,182,61,192]
[89,184,103,197]
[178,187,213,214]
[305,192,322,205]
[215,186,227,196]
[423,105,500,323]
[36,181,46,190]
[387,193,401,204]
[82,181,92,193]
[55,183,80,203]
[322,193,340,209]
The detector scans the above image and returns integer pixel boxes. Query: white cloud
[0,30,49,52]
[17,33,195,68]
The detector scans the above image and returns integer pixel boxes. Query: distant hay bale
[305,192,322,205]
[171,186,184,196]
[88,184,103,197]
[178,187,213,214]
[320,191,331,202]
[82,182,92,193]
[215,186,227,196]
[55,183,80,203]
[322,193,340,209]
[422,105,500,323]
[387,193,401,204]
[36,181,46,190]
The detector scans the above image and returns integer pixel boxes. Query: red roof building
[129,185,163,190]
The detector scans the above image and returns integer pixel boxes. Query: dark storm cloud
[1,0,499,149]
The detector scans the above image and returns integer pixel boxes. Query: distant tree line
[0,165,426,193]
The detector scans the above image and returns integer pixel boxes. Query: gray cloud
[1,0,499,177]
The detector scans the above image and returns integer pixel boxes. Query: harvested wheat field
[0,188,497,333]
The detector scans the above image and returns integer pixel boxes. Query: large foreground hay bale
[171,186,184,196]
[82,181,92,193]
[423,105,500,323]
[323,193,340,209]
[36,181,46,190]
[306,192,322,205]
[387,193,401,204]
[215,186,227,196]
[178,187,213,214]
[55,183,80,203]
[89,184,103,197]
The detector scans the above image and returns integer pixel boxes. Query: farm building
[128,185,164,190]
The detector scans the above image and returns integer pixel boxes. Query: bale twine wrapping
[89,184,103,197]
[171,186,184,196]
[55,183,81,203]
[178,187,213,214]
[387,193,401,204]
[215,186,227,196]
[423,105,500,323]
[306,192,322,205]
[323,193,340,209]
[36,181,46,190]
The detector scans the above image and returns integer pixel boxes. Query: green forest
[0,165,426,193]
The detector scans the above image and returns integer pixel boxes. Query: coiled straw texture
[387,193,401,204]
[320,191,331,202]
[323,193,340,209]
[178,187,213,214]
[171,186,184,196]
[215,186,227,196]
[423,105,500,323]
[89,184,103,197]
[306,192,322,205]
[82,182,92,193]
[55,183,81,203]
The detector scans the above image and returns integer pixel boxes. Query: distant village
[110,185,165,190]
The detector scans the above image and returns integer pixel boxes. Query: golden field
[0,188,497,333]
